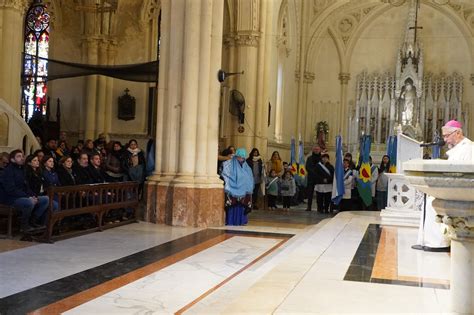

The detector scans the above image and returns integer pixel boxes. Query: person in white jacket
[413,120,473,252]
[339,159,354,211]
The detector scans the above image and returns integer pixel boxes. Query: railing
[43,181,139,243]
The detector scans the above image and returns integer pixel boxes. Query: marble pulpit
[404,159,474,314]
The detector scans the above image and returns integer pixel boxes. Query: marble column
[339,72,350,138]
[145,0,225,227]
[0,0,27,111]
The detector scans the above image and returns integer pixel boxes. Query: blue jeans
[12,196,49,228]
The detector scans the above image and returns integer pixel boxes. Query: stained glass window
[22,0,50,121]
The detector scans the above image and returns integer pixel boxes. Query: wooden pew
[0,204,17,239]
[43,181,139,243]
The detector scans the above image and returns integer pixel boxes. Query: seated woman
[57,156,77,186]
[221,148,254,225]
[42,155,61,189]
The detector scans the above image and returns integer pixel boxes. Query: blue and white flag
[331,135,345,205]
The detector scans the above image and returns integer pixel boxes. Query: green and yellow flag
[357,135,372,207]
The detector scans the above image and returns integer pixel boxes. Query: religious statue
[315,121,329,150]
[401,80,416,126]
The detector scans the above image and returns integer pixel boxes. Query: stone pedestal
[404,160,474,314]
[145,183,224,227]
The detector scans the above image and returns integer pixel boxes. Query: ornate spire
[395,0,423,99]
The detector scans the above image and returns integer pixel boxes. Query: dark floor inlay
[0,229,225,315]
[344,224,449,290]
[344,224,381,283]
[0,229,294,315]
[222,229,295,238]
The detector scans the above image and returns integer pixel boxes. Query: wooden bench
[0,204,17,239]
[43,181,140,243]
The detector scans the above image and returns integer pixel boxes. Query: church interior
[0,0,473,314]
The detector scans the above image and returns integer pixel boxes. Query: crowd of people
[218,144,393,226]
[0,133,147,233]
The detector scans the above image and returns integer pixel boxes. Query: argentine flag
[331,135,345,205]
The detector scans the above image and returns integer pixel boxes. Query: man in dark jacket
[305,145,322,211]
[73,152,93,185]
[0,150,49,232]
[88,153,107,183]
[315,153,335,213]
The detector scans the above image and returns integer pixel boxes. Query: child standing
[266,169,279,210]
[280,170,296,211]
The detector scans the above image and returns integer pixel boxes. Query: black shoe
[411,244,424,251]
[423,246,450,253]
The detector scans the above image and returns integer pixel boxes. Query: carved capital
[295,71,315,84]
[436,215,474,240]
[0,0,29,11]
[223,31,260,48]
[339,72,351,84]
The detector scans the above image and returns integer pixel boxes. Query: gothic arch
[276,0,297,58]
[304,1,359,75]
[43,0,61,28]
[306,26,344,76]
[305,1,474,76]
[344,2,473,73]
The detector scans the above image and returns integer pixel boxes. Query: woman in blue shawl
[221,148,254,225]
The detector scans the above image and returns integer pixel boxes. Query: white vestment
[416,137,474,247]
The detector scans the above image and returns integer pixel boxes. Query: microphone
[420,139,445,147]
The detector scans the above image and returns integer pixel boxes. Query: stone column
[104,42,116,136]
[0,0,27,110]
[298,71,315,141]
[226,0,261,151]
[82,39,98,140]
[339,72,350,138]
[295,0,309,142]
[253,0,273,153]
[145,0,225,227]
[95,40,108,135]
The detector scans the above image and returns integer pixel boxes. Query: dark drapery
[23,53,158,83]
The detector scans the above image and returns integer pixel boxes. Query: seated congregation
[0,135,146,240]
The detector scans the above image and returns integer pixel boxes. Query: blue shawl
[221,156,254,198]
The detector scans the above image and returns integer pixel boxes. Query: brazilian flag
[357,135,372,207]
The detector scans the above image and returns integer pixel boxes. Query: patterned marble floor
[0,211,453,314]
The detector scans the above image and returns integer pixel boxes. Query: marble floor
[0,210,453,314]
